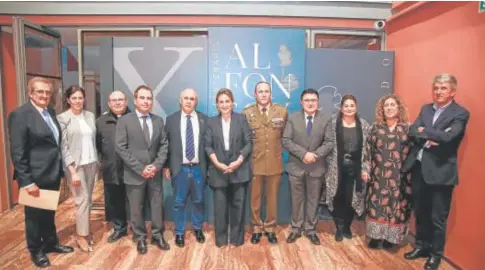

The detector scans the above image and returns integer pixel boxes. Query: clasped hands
[303,152,318,164]
[216,156,243,174]
[141,164,157,179]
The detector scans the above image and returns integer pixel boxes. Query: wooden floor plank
[0,181,455,270]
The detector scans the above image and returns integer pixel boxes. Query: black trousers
[412,162,454,257]
[332,169,355,228]
[104,182,128,233]
[212,182,248,247]
[25,183,59,253]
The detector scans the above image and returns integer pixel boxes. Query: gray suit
[115,112,168,241]
[282,110,334,234]
[204,112,252,247]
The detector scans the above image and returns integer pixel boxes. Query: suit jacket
[115,112,169,185]
[204,112,252,188]
[96,109,130,185]
[402,101,469,185]
[57,109,98,170]
[164,110,208,181]
[8,102,63,188]
[282,110,334,177]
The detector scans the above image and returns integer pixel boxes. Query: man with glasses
[402,74,470,270]
[116,85,169,254]
[163,88,208,248]
[282,88,334,245]
[96,90,130,243]
[8,77,74,268]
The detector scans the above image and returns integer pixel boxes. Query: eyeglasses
[183,96,196,101]
[302,99,318,103]
[109,98,126,102]
[33,90,52,96]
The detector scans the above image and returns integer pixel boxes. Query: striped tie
[186,115,195,161]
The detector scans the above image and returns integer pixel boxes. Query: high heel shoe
[76,237,91,252]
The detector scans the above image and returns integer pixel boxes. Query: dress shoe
[152,237,170,250]
[286,232,301,243]
[424,256,441,270]
[368,239,381,249]
[44,243,74,254]
[382,240,395,250]
[31,251,50,268]
[265,232,278,244]
[194,230,206,243]
[306,234,321,245]
[335,227,344,242]
[137,240,147,254]
[404,248,429,260]
[108,231,127,243]
[343,226,352,239]
[250,233,262,244]
[175,235,185,248]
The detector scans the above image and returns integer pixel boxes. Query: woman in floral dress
[362,94,413,249]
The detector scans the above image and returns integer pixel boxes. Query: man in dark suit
[8,77,74,268]
[163,88,208,248]
[402,74,470,270]
[282,88,334,245]
[116,85,169,254]
[96,90,130,243]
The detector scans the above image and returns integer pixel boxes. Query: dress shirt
[76,113,97,166]
[136,110,153,140]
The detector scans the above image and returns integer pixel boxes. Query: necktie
[185,115,195,161]
[42,109,58,144]
[306,115,313,136]
[261,107,268,121]
[142,115,150,146]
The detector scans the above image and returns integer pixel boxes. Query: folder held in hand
[19,188,60,211]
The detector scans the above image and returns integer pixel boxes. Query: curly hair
[375,94,409,125]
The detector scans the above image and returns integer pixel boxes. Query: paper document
[19,188,60,211]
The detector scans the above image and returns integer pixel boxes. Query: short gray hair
[433,73,457,89]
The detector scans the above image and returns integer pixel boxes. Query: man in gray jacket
[116,85,169,254]
[282,88,334,245]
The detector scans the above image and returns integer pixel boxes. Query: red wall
[387,2,485,269]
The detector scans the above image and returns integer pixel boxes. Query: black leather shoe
[108,231,128,243]
[286,232,301,243]
[152,237,170,250]
[424,256,441,270]
[194,230,205,243]
[31,251,50,268]
[383,240,395,250]
[137,240,147,254]
[404,248,429,260]
[343,226,352,239]
[306,234,321,245]
[368,239,381,249]
[335,226,344,242]
[44,243,74,254]
[175,235,185,248]
[250,233,262,244]
[265,232,278,244]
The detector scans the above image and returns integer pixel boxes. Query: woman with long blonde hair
[362,94,413,249]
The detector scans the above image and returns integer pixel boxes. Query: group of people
[8,73,469,270]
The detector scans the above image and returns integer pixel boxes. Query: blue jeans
[172,165,205,235]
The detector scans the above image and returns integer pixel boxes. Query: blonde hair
[375,94,409,125]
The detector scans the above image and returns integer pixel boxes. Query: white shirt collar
[31,100,47,114]
[135,110,150,118]
[182,110,197,118]
[433,100,453,111]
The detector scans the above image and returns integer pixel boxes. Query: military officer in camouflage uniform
[242,81,288,244]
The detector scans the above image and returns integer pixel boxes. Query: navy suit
[403,100,469,257]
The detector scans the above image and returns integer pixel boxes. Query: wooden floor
[0,180,455,270]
